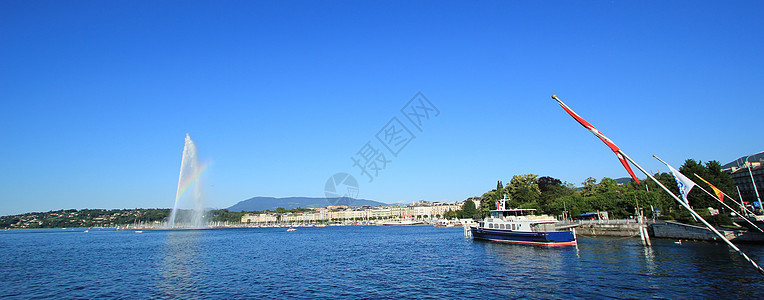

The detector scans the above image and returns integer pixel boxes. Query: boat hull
[470,227,576,246]
[379,221,425,226]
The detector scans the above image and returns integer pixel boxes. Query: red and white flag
[551,95,640,184]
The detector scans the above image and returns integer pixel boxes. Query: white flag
[666,164,696,204]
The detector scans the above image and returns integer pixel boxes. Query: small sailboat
[286,227,297,232]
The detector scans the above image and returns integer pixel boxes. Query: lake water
[1,226,763,299]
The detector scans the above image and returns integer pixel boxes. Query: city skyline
[2,1,763,216]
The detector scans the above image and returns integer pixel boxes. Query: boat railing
[575,219,640,225]
[514,215,556,221]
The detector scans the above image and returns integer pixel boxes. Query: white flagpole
[695,184,764,233]
[687,176,764,233]
[620,151,764,275]
[653,155,764,233]
[693,173,760,222]
[551,94,764,275]
[737,186,747,215]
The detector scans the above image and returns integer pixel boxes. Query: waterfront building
[241,213,278,224]
[239,200,468,224]
[722,152,764,204]
[413,205,432,219]
[430,202,463,218]
[371,206,392,219]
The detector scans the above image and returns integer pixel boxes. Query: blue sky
[1,1,762,216]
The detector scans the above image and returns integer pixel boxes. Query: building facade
[240,200,467,224]
[723,153,764,204]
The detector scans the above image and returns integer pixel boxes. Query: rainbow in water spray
[174,162,211,203]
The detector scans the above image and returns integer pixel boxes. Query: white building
[239,199,472,224]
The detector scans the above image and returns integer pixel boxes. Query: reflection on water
[474,239,581,297]
[157,230,202,299]
[4,227,764,298]
[642,246,656,275]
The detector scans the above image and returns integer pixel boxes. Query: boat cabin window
[491,209,537,218]
[532,223,555,232]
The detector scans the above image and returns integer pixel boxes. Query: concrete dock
[573,219,764,243]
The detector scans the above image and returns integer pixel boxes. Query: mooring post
[639,211,651,246]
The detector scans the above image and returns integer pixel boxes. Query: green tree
[678,159,736,225]
[480,190,497,215]
[461,199,480,219]
[581,177,597,197]
[595,177,619,194]
[507,174,541,207]
[538,177,575,214]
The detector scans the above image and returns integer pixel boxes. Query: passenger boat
[470,197,577,246]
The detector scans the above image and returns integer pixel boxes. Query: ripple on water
[2,227,764,299]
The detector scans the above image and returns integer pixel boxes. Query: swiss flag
[552,95,640,184]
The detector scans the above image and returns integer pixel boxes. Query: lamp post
[744,151,764,214]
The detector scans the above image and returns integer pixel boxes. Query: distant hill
[226,197,387,212]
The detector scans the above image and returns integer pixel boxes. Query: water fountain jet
[167,134,207,228]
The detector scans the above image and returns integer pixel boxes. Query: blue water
[1,226,763,299]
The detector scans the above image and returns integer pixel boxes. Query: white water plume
[167,134,207,228]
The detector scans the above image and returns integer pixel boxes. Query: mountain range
[226,196,387,212]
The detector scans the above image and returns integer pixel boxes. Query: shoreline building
[722,152,764,204]
[240,200,467,224]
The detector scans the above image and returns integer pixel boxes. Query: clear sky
[1,1,762,216]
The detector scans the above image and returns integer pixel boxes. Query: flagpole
[620,152,764,274]
[552,94,764,275]
[689,176,764,233]
[745,152,764,213]
[694,173,761,223]
[737,186,747,215]
[695,183,764,233]
[652,155,764,233]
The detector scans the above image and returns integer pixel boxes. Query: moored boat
[470,197,577,246]
[379,219,425,226]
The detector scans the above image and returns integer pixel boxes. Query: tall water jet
[167,134,207,228]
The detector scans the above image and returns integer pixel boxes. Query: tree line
[459,159,737,226]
